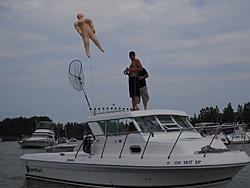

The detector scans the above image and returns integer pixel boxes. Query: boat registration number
[172,160,201,165]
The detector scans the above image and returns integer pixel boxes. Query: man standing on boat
[138,67,150,110]
[125,51,143,111]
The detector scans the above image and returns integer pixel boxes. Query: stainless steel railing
[75,123,249,159]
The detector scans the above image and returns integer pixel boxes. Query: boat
[223,123,250,144]
[195,122,229,144]
[45,137,78,153]
[18,121,56,148]
[0,137,2,142]
[226,132,250,144]
[68,137,77,142]
[20,109,250,188]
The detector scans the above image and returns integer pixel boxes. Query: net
[68,59,84,92]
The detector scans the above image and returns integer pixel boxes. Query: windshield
[134,116,163,132]
[156,115,195,132]
[172,116,194,130]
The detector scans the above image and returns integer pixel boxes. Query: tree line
[0,116,90,141]
[1,102,249,141]
[189,102,250,126]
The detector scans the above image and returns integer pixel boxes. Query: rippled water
[0,141,249,188]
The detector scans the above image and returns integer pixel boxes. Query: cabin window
[155,115,195,132]
[134,116,162,132]
[156,115,174,124]
[98,118,134,136]
[156,115,177,130]
[172,116,195,131]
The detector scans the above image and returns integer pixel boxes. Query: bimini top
[86,109,188,123]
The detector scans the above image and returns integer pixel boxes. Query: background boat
[18,121,56,148]
[45,137,78,153]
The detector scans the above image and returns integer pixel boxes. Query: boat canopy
[86,109,194,136]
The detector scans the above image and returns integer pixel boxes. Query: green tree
[0,116,51,141]
[189,114,198,126]
[198,106,220,123]
[222,103,234,123]
[236,104,243,123]
[243,102,250,123]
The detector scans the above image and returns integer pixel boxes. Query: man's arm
[141,73,149,80]
[143,69,149,79]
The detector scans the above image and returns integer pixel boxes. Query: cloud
[0,0,250,123]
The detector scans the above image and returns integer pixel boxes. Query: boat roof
[194,122,219,127]
[34,129,55,133]
[36,121,55,130]
[86,109,188,122]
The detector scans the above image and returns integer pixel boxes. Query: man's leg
[132,97,139,111]
[143,101,147,110]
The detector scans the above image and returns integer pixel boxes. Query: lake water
[0,141,250,188]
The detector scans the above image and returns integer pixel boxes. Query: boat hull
[18,140,55,148]
[45,144,78,153]
[21,153,248,188]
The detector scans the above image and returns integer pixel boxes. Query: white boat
[68,137,77,142]
[18,121,56,148]
[20,109,250,188]
[44,143,77,153]
[195,122,229,144]
[226,132,250,144]
[45,137,78,153]
[223,124,250,144]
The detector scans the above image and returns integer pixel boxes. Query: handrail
[203,126,220,158]
[75,139,84,158]
[119,133,129,159]
[101,135,108,158]
[141,128,154,159]
[229,126,236,150]
[242,127,247,151]
[167,129,183,159]
[76,123,248,159]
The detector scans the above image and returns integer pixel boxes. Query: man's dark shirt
[138,68,148,88]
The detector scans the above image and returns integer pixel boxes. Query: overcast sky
[0,0,249,124]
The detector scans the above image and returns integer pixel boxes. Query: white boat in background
[223,123,250,144]
[45,137,78,153]
[20,109,250,188]
[68,137,77,142]
[226,132,250,144]
[44,143,77,153]
[18,121,56,148]
[195,122,229,144]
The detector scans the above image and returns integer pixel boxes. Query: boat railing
[76,123,248,159]
[167,129,183,159]
[203,125,221,158]
[93,107,131,116]
[226,124,248,151]
[141,127,155,159]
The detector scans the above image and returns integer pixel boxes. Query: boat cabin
[86,109,195,136]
